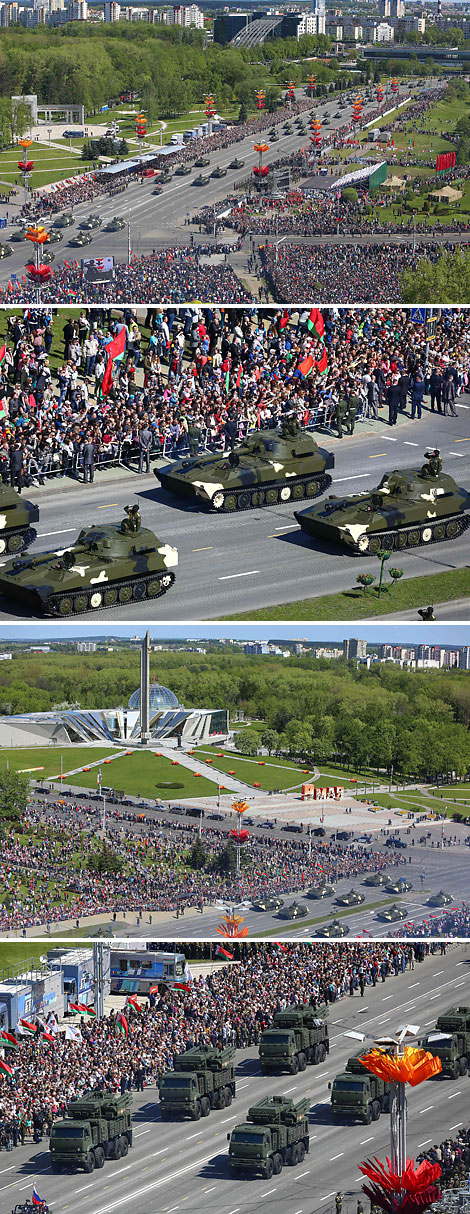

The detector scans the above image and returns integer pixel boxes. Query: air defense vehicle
[294,451,470,554]
[0,484,38,555]
[228,1095,310,1178]
[386,879,412,894]
[0,506,177,616]
[49,1091,132,1173]
[156,421,334,512]
[159,1045,235,1120]
[330,1050,390,1124]
[252,896,284,911]
[259,1004,329,1075]
[421,1007,470,1078]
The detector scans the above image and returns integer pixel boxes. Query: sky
[0,624,469,646]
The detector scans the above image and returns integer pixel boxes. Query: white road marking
[448,1091,461,1099]
[330,1153,344,1161]
[37,528,76,538]
[404,441,419,446]
[449,1123,463,1130]
[321,1193,337,1201]
[295,1171,310,1179]
[107,1164,132,1178]
[417,1140,432,1148]
[0,1167,14,1175]
[332,474,371,483]
[76,1184,95,1194]
[382,995,394,1001]
[360,1138,375,1145]
[151,1148,168,1156]
[260,1188,277,1197]
[420,1105,434,1113]
[218,570,259,580]
[285,1085,298,1092]
[186,1132,202,1140]
[382,437,397,441]
[449,452,465,457]
[135,1128,152,1136]
[204,1187,217,1193]
[220,1114,238,1123]
[409,982,420,988]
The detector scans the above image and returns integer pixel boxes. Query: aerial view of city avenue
[0,623,468,941]
[0,941,468,1214]
[0,304,468,621]
[2,7,470,301]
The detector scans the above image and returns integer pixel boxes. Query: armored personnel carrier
[50,1091,132,1173]
[156,421,334,512]
[294,451,470,554]
[0,506,177,616]
[0,484,38,555]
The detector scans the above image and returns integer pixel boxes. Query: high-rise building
[76,641,97,653]
[460,647,470,671]
[104,1,120,20]
[343,638,367,661]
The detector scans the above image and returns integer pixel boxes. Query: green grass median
[220,567,470,621]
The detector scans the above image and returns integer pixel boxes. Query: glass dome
[128,683,180,713]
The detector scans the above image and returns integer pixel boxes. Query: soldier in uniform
[335,394,348,439]
[121,504,141,534]
[421,449,442,478]
[281,413,300,438]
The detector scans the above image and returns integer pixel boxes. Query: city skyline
[0,623,469,645]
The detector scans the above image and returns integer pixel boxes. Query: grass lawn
[193,748,315,790]
[0,942,57,971]
[59,750,219,800]
[0,141,93,190]
[0,745,116,779]
[220,568,470,621]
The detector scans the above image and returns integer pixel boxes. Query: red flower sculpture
[229,829,249,843]
[26,263,53,282]
[253,166,269,177]
[18,160,34,173]
[360,1156,441,1214]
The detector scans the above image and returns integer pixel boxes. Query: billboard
[81,256,115,285]
[301,785,344,801]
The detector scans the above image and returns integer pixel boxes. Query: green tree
[188,836,207,870]
[0,769,28,822]
[235,728,259,755]
[401,248,470,304]
[260,728,280,755]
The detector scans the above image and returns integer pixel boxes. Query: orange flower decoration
[360,1046,442,1087]
[216,912,249,939]
[25,225,49,245]
[254,143,269,154]
[232,800,249,815]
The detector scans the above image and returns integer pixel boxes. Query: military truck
[259,1004,329,1075]
[294,453,470,554]
[330,1050,390,1124]
[228,1095,310,1179]
[159,1045,236,1120]
[49,1091,132,1173]
[421,1007,470,1078]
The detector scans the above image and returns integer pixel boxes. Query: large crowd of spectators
[260,239,470,303]
[0,305,468,488]
[418,1127,470,1192]
[400,905,470,938]
[0,941,442,1148]
[0,792,407,930]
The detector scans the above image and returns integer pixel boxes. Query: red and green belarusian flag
[306,308,324,340]
[41,1030,57,1044]
[215,945,234,960]
[172,981,192,993]
[274,943,288,953]
[0,344,5,368]
[0,1030,19,1050]
[126,996,143,1013]
[101,326,127,398]
[236,365,243,389]
[0,1058,14,1076]
[116,1012,128,1039]
[69,1003,96,1017]
[298,354,314,378]
[316,348,328,376]
[18,1019,37,1036]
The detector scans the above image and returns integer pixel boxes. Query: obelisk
[140,630,151,744]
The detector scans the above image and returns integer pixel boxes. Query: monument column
[140,630,151,745]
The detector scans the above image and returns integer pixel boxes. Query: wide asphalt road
[0,85,424,284]
[2,948,469,1214]
[0,406,468,620]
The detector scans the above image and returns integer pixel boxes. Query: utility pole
[93,942,104,1019]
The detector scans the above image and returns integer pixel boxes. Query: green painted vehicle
[316,920,349,938]
[193,174,210,186]
[159,1046,235,1120]
[306,883,335,899]
[421,1007,470,1078]
[330,1051,390,1124]
[0,484,38,555]
[49,1092,132,1173]
[386,879,412,894]
[156,422,334,512]
[0,506,177,616]
[376,902,408,922]
[259,1005,329,1075]
[195,156,210,167]
[277,901,307,920]
[427,890,453,907]
[252,896,284,911]
[336,889,364,907]
[294,453,470,554]
[228,1096,310,1179]
[363,872,389,887]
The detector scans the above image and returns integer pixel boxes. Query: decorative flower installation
[25,263,53,283]
[216,912,249,939]
[359,1046,442,1087]
[360,1156,441,1214]
[229,829,249,843]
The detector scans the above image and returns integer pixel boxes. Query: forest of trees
[0,648,469,781]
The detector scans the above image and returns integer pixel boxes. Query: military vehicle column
[159,1045,236,1120]
[259,1004,329,1075]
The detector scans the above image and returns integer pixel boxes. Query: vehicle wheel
[407,528,420,547]
[319,1043,327,1063]
[146,578,162,598]
[421,526,432,543]
[251,489,265,508]
[304,1137,310,1154]
[90,591,103,609]
[201,1097,210,1117]
[84,1151,95,1173]
[219,1088,226,1109]
[446,517,461,539]
[298,1052,307,1071]
[266,487,278,505]
[291,1056,299,1075]
[363,1108,372,1125]
[0,538,6,554]
[133,580,146,601]
[368,536,381,553]
[265,1158,274,1180]
[223,493,237,512]
[292,482,305,500]
[95,1147,105,1169]
[120,1136,129,1156]
[237,491,250,510]
[372,1101,380,1122]
[292,1144,300,1166]
[357,534,371,553]
[313,1045,320,1064]
[273,1153,282,1175]
[280,485,291,502]
[452,1061,460,1079]
[460,1056,468,1075]
[104,587,118,607]
[193,1100,201,1120]
[118,584,132,604]
[7,533,22,553]
[432,522,445,542]
[212,491,224,510]
[57,595,74,616]
[298,1142,306,1163]
[225,1087,233,1106]
[285,1147,293,1166]
[114,1138,123,1158]
[74,593,88,613]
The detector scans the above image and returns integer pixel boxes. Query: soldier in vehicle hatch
[121,504,141,534]
[421,450,442,478]
[281,414,301,438]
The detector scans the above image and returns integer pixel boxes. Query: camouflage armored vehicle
[376,903,408,922]
[336,889,365,907]
[0,484,38,555]
[386,879,412,894]
[294,451,470,554]
[422,1007,470,1078]
[156,421,334,512]
[427,890,453,907]
[50,1091,132,1173]
[252,896,284,911]
[363,872,389,887]
[228,1095,310,1179]
[306,883,335,899]
[316,920,349,938]
[278,901,308,920]
[193,174,210,186]
[0,506,177,616]
[195,156,210,167]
